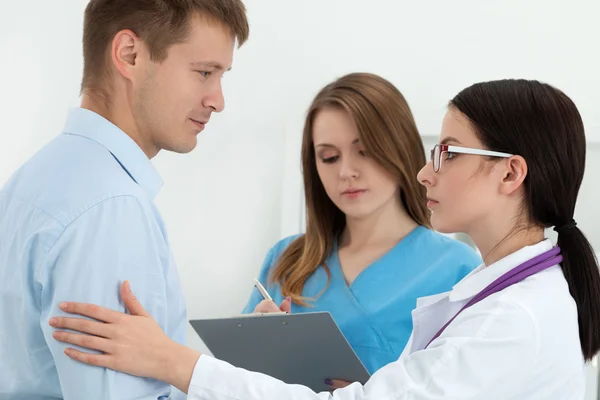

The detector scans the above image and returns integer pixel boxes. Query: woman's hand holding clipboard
[252,278,351,390]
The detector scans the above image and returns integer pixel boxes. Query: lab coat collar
[416,291,449,309]
[448,239,554,302]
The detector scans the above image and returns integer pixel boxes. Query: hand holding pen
[252,277,292,314]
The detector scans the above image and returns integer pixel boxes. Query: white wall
[1,0,599,397]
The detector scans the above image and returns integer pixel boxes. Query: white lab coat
[187,239,585,399]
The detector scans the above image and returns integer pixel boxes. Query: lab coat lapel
[407,239,554,355]
[407,292,456,354]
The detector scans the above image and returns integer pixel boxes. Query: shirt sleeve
[186,299,538,400]
[38,195,183,400]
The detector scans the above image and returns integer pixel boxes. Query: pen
[253,277,273,301]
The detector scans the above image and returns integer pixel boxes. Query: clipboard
[189,311,371,392]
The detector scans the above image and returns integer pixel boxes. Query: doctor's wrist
[163,340,201,394]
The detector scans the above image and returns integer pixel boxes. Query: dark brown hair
[81,0,249,94]
[271,72,431,305]
[450,79,600,361]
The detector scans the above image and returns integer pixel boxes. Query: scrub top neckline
[331,225,426,289]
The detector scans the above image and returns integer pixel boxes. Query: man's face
[132,15,235,157]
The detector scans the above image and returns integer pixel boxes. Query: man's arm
[38,195,178,399]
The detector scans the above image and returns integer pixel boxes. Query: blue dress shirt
[243,227,482,374]
[0,108,187,399]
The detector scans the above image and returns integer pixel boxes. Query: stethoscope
[426,246,563,348]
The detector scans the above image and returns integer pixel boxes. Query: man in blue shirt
[0,0,249,398]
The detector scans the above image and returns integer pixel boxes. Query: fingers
[53,330,113,354]
[63,347,114,368]
[49,316,114,338]
[58,302,122,323]
[279,296,292,313]
[121,281,151,318]
[325,379,352,389]
[253,300,282,313]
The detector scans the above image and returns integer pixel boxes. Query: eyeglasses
[430,144,513,172]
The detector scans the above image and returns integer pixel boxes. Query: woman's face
[312,108,400,220]
[417,109,512,234]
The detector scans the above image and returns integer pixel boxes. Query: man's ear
[110,29,143,82]
[499,155,528,196]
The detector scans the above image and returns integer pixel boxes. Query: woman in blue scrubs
[243,72,481,380]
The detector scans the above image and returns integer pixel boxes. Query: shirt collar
[448,238,554,302]
[61,107,162,199]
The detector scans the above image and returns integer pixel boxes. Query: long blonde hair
[271,73,430,305]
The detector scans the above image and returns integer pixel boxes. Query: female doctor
[49,79,600,399]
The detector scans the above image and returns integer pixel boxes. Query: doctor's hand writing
[48,281,200,394]
[253,297,292,313]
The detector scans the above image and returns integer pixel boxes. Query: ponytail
[556,224,600,361]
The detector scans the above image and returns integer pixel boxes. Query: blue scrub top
[242,226,482,374]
